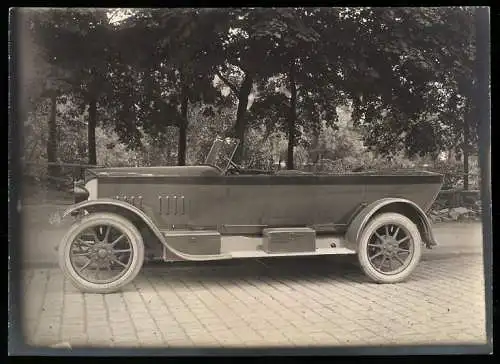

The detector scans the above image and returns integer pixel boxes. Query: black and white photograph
[9,7,492,354]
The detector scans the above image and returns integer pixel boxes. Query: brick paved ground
[21,251,487,349]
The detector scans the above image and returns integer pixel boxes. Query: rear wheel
[357,213,422,283]
[58,212,145,293]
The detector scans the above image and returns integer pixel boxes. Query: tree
[18,9,74,184]
[111,9,228,165]
[345,7,477,188]
[433,7,477,189]
[249,8,349,169]
[31,8,115,166]
[158,9,229,165]
[24,7,480,180]
[214,8,315,163]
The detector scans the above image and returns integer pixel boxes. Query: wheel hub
[89,242,113,260]
[97,248,108,258]
[381,237,397,256]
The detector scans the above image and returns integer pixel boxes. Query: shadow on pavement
[123,255,377,291]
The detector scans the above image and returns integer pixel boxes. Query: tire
[58,212,145,294]
[357,212,422,284]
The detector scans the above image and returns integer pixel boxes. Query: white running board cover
[162,231,356,261]
[229,247,356,259]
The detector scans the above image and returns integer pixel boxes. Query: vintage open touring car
[56,137,443,293]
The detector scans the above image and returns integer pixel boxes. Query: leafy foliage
[21,7,480,189]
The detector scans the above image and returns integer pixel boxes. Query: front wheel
[58,212,145,293]
[357,213,422,284]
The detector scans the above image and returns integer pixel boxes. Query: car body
[57,137,443,293]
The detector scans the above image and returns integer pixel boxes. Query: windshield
[204,137,240,172]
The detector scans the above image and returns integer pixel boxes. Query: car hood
[87,165,221,179]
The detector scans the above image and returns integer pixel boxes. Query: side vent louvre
[159,195,186,215]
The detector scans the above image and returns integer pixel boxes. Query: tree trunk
[47,91,58,187]
[463,106,471,190]
[178,86,189,166]
[287,60,297,170]
[88,98,97,166]
[311,119,321,164]
[233,72,253,164]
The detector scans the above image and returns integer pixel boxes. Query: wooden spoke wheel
[357,213,422,283]
[58,212,145,293]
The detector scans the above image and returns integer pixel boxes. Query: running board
[229,247,356,259]
[221,235,355,256]
[161,231,356,261]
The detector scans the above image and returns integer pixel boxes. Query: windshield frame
[204,136,240,173]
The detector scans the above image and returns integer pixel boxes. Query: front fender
[61,199,231,262]
[62,199,155,221]
[345,198,437,251]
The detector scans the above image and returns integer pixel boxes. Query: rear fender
[345,198,437,251]
[61,199,229,262]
